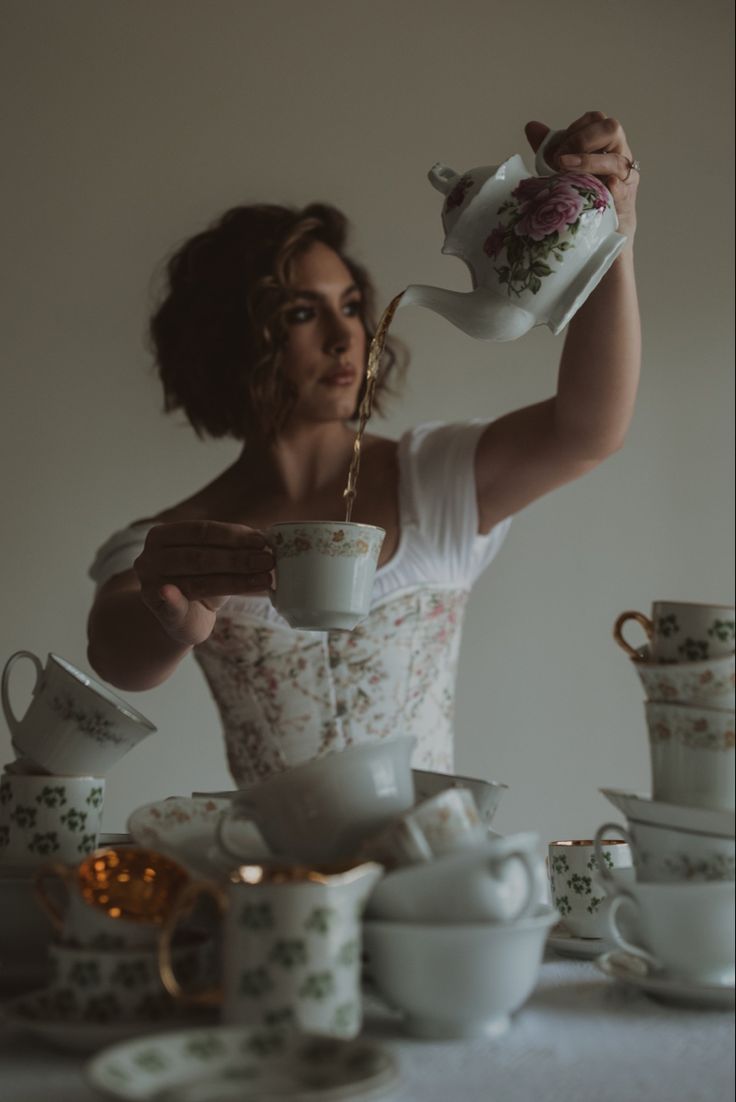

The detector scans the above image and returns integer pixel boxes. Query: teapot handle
[534,129,567,177]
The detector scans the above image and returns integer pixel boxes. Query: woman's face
[279,241,367,428]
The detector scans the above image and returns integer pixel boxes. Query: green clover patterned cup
[266,522,385,632]
[48,938,209,1022]
[614,601,735,664]
[646,701,735,811]
[2,650,156,776]
[159,859,383,1039]
[0,773,104,867]
[547,838,631,938]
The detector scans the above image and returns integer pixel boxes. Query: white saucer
[595,951,736,1010]
[87,1025,400,1101]
[547,924,610,960]
[0,988,215,1053]
[599,788,735,837]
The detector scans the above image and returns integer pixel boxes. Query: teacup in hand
[267,522,385,631]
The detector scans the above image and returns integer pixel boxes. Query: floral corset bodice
[193,585,470,785]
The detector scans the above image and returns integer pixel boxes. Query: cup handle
[494,847,539,921]
[593,822,631,881]
[612,611,652,660]
[1,650,43,738]
[214,803,256,864]
[158,880,224,1006]
[534,129,567,176]
[602,893,660,972]
[34,862,72,931]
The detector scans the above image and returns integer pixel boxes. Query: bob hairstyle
[148,202,408,442]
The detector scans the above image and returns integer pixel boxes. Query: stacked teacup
[178,735,552,1041]
[596,600,735,990]
[0,649,156,993]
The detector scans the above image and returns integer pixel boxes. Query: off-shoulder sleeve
[88,524,153,588]
[402,420,511,587]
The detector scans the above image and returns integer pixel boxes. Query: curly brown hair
[148,202,408,442]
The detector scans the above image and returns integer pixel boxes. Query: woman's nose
[322,310,352,353]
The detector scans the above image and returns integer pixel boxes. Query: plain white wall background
[1,0,733,839]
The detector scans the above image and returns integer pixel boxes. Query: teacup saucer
[546,924,610,960]
[595,951,736,1010]
[0,988,216,1053]
[127,797,271,878]
[87,1025,400,1101]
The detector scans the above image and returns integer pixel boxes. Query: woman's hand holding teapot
[524,111,639,239]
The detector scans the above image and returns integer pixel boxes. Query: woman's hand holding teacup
[134,521,274,646]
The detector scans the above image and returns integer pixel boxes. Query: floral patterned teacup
[0,773,105,866]
[594,820,734,884]
[2,650,156,776]
[266,522,385,631]
[628,646,735,710]
[159,859,383,1038]
[360,787,486,868]
[613,601,735,663]
[646,701,735,811]
[48,937,210,1022]
[547,838,631,938]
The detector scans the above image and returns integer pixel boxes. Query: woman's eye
[343,299,362,317]
[285,307,315,324]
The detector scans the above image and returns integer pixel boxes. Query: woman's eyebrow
[291,283,360,301]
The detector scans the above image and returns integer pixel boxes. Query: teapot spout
[400,285,536,342]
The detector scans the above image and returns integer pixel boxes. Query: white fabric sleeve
[88,525,153,589]
[404,420,512,587]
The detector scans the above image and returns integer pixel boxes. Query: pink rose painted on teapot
[399,131,627,341]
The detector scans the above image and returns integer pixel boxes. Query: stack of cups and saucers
[589,599,735,1009]
[0,647,214,1051]
[161,734,555,1050]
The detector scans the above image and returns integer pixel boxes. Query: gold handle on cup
[158,880,224,1007]
[34,862,73,930]
[612,611,653,660]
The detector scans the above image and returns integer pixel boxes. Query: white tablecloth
[1,950,734,1102]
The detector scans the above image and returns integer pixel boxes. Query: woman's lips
[320,367,357,387]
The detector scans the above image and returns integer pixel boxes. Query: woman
[87,111,641,784]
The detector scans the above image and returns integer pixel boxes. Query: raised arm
[474,111,641,533]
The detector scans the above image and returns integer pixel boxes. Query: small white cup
[614,601,735,663]
[547,838,632,937]
[628,646,735,709]
[267,522,385,631]
[361,787,486,868]
[216,736,416,866]
[600,869,735,985]
[594,820,734,884]
[366,832,542,924]
[2,650,156,776]
[646,701,735,811]
[411,769,508,825]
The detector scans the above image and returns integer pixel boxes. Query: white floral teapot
[399,131,628,341]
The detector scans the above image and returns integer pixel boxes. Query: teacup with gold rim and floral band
[613,601,735,664]
[266,521,385,631]
[159,859,383,1039]
[626,645,735,710]
[547,838,632,938]
[599,867,735,986]
[594,820,734,884]
[0,773,105,866]
[34,847,190,949]
[645,700,735,811]
[2,650,156,776]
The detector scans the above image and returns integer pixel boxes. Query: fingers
[141,546,274,578]
[145,520,270,551]
[171,573,274,601]
[557,115,631,160]
[524,120,550,153]
[559,150,637,184]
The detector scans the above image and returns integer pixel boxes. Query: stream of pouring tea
[343,290,405,523]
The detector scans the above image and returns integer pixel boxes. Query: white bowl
[227,736,416,864]
[363,905,557,1039]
